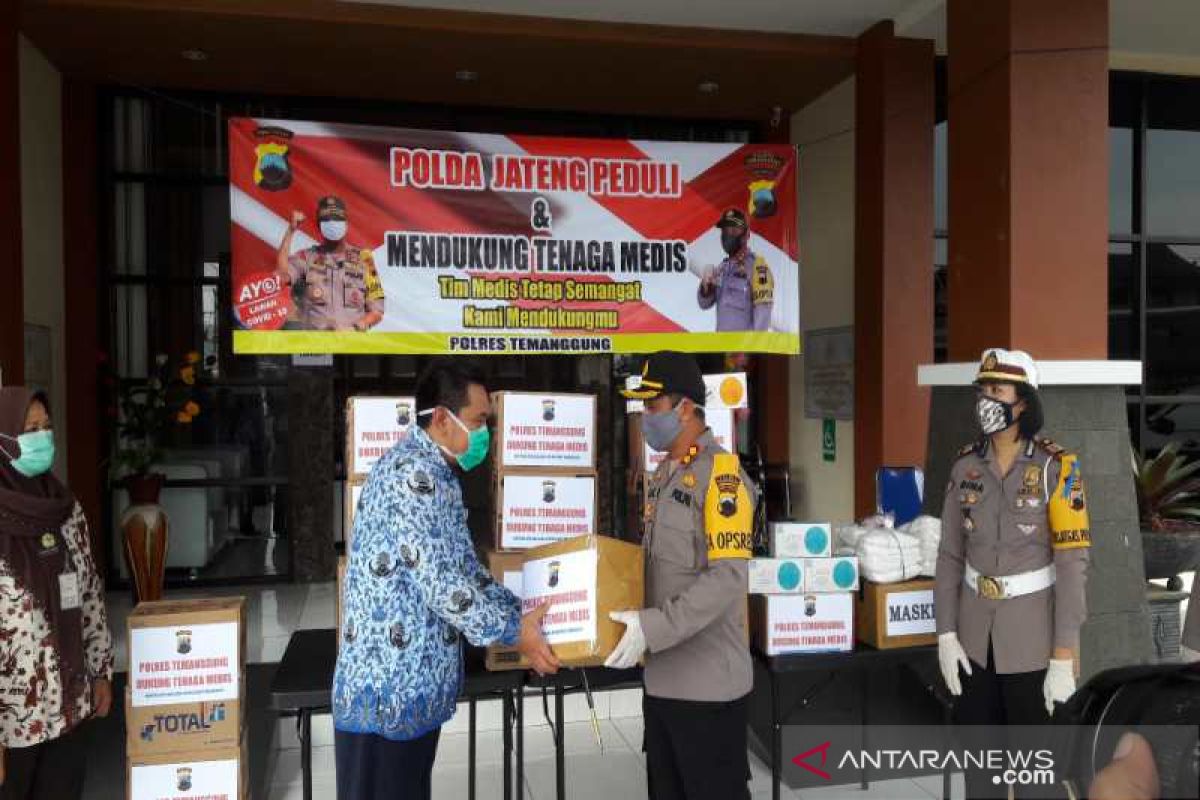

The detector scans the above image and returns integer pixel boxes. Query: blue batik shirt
[332,426,521,741]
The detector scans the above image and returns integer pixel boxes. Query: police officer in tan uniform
[936,349,1090,799]
[607,352,756,800]
[276,195,385,331]
[698,209,774,332]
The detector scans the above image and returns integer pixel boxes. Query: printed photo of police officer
[275,195,386,331]
[697,208,775,332]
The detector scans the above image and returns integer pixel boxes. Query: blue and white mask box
[804,556,860,592]
[768,522,832,558]
[748,559,806,594]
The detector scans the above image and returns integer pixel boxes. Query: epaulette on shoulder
[955,441,981,460]
[1033,436,1066,459]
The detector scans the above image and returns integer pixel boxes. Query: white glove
[605,610,647,669]
[937,632,972,696]
[1044,658,1076,716]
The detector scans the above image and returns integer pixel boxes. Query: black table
[755,644,938,800]
[267,629,525,800]
[524,666,644,800]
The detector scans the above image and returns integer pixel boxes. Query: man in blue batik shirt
[333,360,559,800]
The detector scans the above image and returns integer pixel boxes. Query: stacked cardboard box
[491,392,598,552]
[749,522,859,656]
[126,598,247,800]
[344,395,415,546]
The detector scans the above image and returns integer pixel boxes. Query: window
[1111,73,1200,459]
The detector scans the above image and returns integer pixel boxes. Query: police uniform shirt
[640,430,756,702]
[696,250,774,332]
[288,244,386,330]
[935,437,1090,674]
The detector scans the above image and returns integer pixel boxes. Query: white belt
[964,564,1055,600]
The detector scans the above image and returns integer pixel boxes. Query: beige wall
[789,77,855,523]
[18,36,66,477]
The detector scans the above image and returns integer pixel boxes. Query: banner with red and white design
[229,118,799,355]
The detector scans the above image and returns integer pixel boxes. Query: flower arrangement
[107,351,210,480]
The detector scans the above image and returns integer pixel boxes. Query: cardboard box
[750,593,855,656]
[346,395,415,478]
[128,598,245,709]
[769,522,832,558]
[748,558,806,594]
[125,687,242,757]
[642,407,735,473]
[517,535,644,668]
[804,556,859,592]
[344,478,364,546]
[857,578,938,649]
[484,548,527,671]
[127,741,246,800]
[495,473,597,551]
[493,391,597,470]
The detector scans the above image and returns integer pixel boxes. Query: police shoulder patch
[703,452,752,561]
[1034,436,1066,459]
[956,441,980,460]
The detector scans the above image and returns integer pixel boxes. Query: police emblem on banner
[548,560,561,588]
[176,767,193,792]
[253,126,294,191]
[744,151,785,219]
[396,401,411,427]
[542,480,557,503]
[176,629,193,655]
[542,399,556,421]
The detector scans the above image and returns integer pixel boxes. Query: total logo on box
[139,703,227,742]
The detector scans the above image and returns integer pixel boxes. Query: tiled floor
[265,717,965,800]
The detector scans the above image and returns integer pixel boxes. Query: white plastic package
[855,528,923,584]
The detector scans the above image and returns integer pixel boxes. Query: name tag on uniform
[59,572,81,610]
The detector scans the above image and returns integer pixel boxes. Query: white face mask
[320,220,347,242]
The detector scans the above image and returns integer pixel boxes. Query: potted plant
[1133,442,1200,590]
[105,351,207,602]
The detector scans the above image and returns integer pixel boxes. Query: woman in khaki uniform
[935,349,1090,800]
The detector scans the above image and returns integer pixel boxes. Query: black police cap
[621,351,706,406]
[715,208,748,230]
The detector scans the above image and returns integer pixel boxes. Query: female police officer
[935,349,1090,799]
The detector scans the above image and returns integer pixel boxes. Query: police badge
[176,629,193,655]
[252,126,294,191]
[715,473,740,517]
[744,151,785,219]
[176,767,193,792]
[542,399,556,421]
[543,480,557,503]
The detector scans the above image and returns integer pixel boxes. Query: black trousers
[0,725,87,800]
[644,693,751,800]
[953,644,1050,800]
[335,727,441,800]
